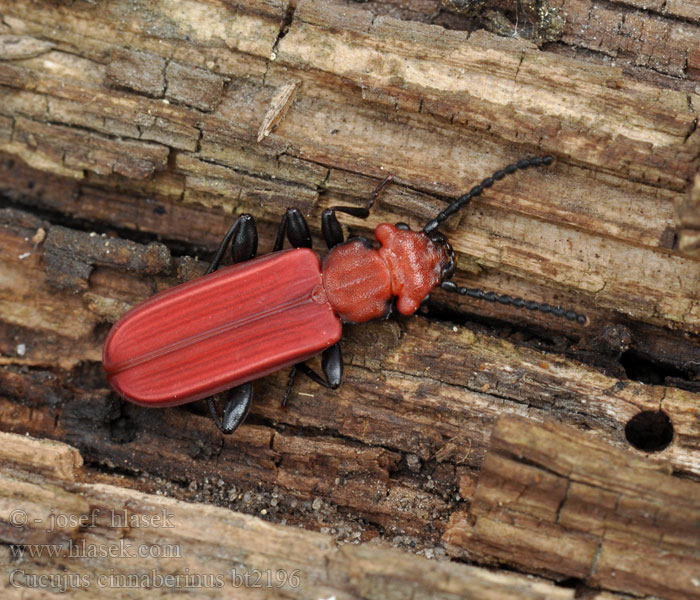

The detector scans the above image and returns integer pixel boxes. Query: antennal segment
[440,280,588,325]
[423,155,553,234]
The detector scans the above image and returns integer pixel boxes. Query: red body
[104,249,342,407]
[104,225,447,407]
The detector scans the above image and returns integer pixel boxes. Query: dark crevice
[77,457,148,480]
[0,193,211,261]
[272,0,297,53]
[555,576,602,599]
[620,349,697,388]
[189,154,315,196]
[684,116,698,144]
[425,295,700,395]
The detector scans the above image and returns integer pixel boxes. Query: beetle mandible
[103,155,586,434]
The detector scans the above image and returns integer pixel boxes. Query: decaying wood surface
[0,0,699,598]
[445,415,700,600]
[0,430,591,599]
[679,171,700,255]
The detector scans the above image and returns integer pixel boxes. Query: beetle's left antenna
[423,155,553,234]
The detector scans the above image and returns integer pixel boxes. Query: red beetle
[104,156,585,433]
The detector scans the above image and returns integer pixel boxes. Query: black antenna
[425,155,587,326]
[440,280,588,325]
[423,156,552,234]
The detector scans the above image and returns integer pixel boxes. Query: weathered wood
[353,0,700,80]
[444,414,700,600]
[2,202,700,558]
[679,171,700,255]
[0,431,589,599]
[0,431,82,480]
[0,0,697,330]
[0,0,699,598]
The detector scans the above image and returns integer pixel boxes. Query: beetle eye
[395,222,411,230]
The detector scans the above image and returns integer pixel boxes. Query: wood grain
[0,0,698,597]
[444,414,700,600]
[1,431,588,599]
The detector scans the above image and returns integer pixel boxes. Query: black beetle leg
[204,214,259,433]
[321,343,343,388]
[281,365,297,409]
[322,175,393,249]
[273,208,313,251]
[207,382,253,434]
[206,214,258,274]
[282,343,343,407]
[231,215,258,265]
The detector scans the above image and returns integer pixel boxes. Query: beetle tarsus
[295,362,341,389]
[322,175,394,249]
[207,383,253,434]
[282,365,297,408]
[281,343,344,408]
[366,174,394,210]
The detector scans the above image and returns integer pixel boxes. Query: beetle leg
[321,343,343,387]
[231,214,258,264]
[203,216,257,433]
[207,382,253,434]
[322,175,393,249]
[206,214,258,274]
[273,208,312,251]
[281,365,297,408]
[282,343,343,407]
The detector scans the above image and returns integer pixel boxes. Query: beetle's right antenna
[440,281,588,325]
[423,155,553,234]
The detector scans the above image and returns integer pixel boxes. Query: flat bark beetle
[104,156,586,433]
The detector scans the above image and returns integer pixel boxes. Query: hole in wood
[624,410,673,452]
